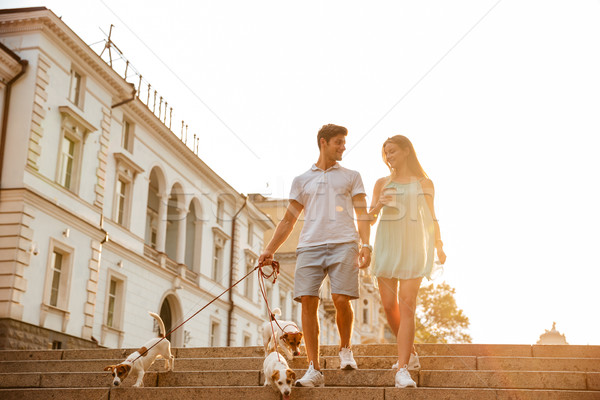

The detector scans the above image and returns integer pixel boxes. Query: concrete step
[1,387,599,400]
[2,369,598,391]
[2,344,599,361]
[0,357,309,373]
[2,354,598,373]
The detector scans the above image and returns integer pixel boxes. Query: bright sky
[5,0,600,345]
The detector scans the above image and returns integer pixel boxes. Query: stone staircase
[0,343,599,399]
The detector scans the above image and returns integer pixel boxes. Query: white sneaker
[295,361,324,387]
[395,366,417,388]
[339,347,358,370]
[392,352,421,370]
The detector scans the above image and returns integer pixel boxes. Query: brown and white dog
[262,308,303,361]
[263,351,296,400]
[104,311,174,387]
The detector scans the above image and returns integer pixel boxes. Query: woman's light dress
[371,179,435,280]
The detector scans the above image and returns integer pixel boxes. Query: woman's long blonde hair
[382,135,429,179]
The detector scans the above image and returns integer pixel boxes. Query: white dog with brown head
[104,311,174,387]
[262,308,303,361]
[263,351,296,399]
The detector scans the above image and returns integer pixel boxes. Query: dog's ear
[297,332,303,340]
[104,365,115,372]
[116,364,131,378]
[271,370,280,382]
[281,333,289,343]
[286,369,296,381]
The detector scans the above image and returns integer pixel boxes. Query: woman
[368,135,446,388]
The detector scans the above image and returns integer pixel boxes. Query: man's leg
[331,293,354,350]
[301,295,321,370]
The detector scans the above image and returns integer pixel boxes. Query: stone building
[0,7,276,350]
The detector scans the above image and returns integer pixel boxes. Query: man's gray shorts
[293,242,359,302]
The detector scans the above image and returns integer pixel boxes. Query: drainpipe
[0,59,28,187]
[111,83,136,109]
[227,195,248,346]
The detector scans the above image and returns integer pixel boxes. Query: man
[258,124,372,387]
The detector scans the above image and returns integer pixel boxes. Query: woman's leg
[377,277,400,335]
[396,277,423,368]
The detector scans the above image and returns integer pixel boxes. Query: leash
[129,260,280,364]
[257,261,301,363]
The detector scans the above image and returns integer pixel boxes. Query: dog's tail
[149,311,166,337]
[269,307,282,321]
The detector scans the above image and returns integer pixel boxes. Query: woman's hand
[378,193,394,206]
[436,244,447,265]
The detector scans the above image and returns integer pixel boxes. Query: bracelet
[361,244,373,252]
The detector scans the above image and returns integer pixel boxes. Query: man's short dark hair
[317,124,348,149]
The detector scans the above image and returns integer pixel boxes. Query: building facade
[0,7,276,350]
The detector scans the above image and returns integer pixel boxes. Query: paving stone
[285,368,418,387]
[385,388,600,399]
[587,372,600,390]
[419,370,588,390]
[0,388,110,400]
[0,350,62,361]
[478,357,600,372]
[532,346,600,359]
[325,355,476,370]
[0,372,40,388]
[157,370,260,387]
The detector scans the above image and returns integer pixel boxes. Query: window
[247,222,254,246]
[216,198,224,226]
[212,243,222,281]
[56,106,96,194]
[112,153,143,229]
[115,178,129,226]
[244,250,257,299]
[43,240,74,311]
[244,261,254,299]
[121,119,134,152]
[211,227,231,283]
[49,251,63,307]
[151,229,157,248]
[106,279,117,327]
[58,137,75,190]
[210,320,220,347]
[104,273,126,330]
[363,299,369,324]
[243,334,251,347]
[68,69,83,107]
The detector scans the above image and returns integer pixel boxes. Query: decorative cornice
[0,10,131,98]
[58,105,97,133]
[212,225,232,241]
[113,152,145,177]
[243,248,258,261]
[0,44,22,84]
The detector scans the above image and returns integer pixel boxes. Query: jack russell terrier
[263,351,296,400]
[262,308,303,361]
[104,311,174,387]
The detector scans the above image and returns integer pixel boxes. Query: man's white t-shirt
[289,163,366,249]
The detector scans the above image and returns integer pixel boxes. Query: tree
[414,282,472,344]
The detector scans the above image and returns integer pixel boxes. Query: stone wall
[0,318,102,350]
